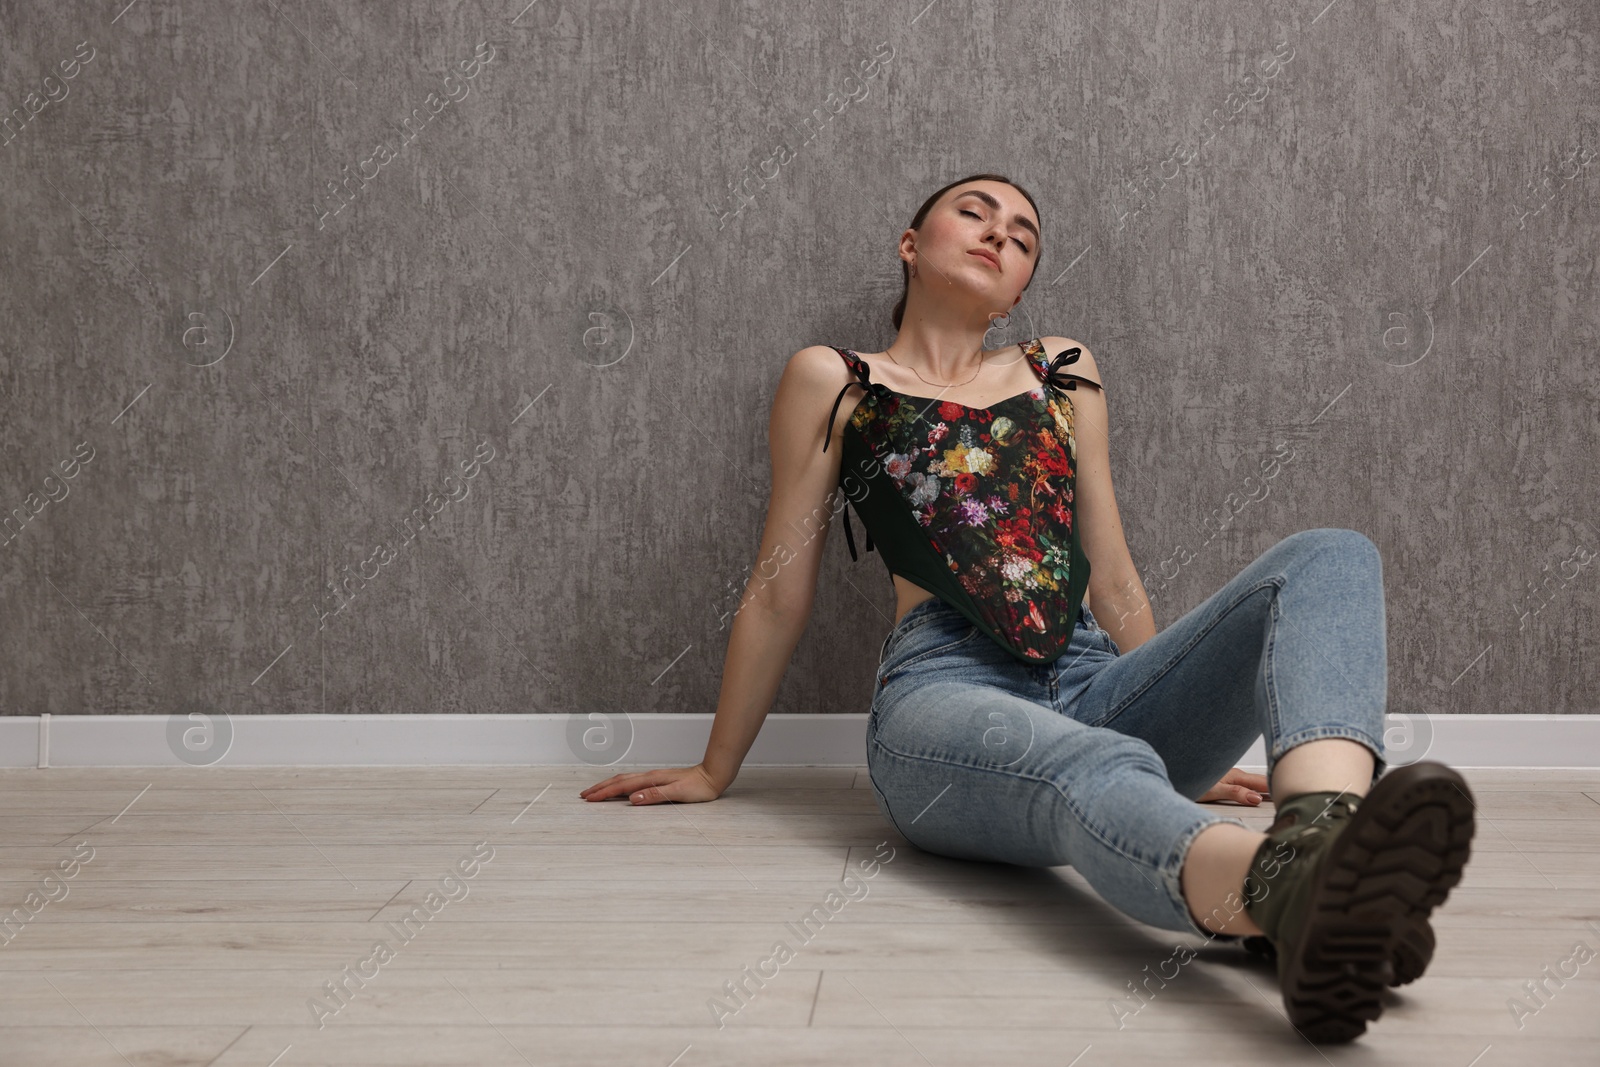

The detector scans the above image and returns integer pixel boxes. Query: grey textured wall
[1,1,1595,722]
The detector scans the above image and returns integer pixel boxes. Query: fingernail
[1246,792,1262,802]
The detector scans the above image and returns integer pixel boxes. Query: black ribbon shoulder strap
[823,348,878,455]
[1041,342,1103,394]
[823,348,878,561]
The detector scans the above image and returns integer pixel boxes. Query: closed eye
[960,208,1030,253]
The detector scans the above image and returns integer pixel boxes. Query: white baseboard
[1,713,1598,769]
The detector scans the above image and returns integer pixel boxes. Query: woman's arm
[1046,337,1158,655]
[581,345,857,803]
[1052,340,1264,805]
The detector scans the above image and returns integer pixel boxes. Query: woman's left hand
[1199,767,1269,805]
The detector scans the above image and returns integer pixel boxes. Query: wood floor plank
[3,965,1595,1037]
[0,842,851,883]
[0,913,1591,979]
[0,786,502,816]
[209,1028,1600,1067]
[0,765,860,790]
[0,812,910,847]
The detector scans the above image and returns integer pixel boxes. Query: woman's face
[909,181,1040,311]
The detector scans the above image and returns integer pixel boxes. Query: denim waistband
[895,596,952,630]
[880,596,1094,663]
[894,595,1093,630]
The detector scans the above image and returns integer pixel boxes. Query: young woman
[582,174,1478,1044]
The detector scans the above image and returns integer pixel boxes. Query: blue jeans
[865,527,1389,938]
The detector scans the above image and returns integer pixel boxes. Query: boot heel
[1244,913,1436,987]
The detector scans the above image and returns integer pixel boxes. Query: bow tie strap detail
[1044,345,1096,393]
[825,348,880,561]
[1035,342,1103,395]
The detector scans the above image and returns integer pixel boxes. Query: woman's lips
[969,250,1000,269]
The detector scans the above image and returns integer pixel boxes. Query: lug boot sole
[1276,761,1476,1043]
[1386,914,1437,987]
[1244,913,1436,986]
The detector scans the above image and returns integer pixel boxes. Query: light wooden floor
[1,766,1597,1066]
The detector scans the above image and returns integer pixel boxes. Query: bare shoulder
[773,343,856,417]
[782,343,852,392]
[1039,335,1105,390]
[769,344,862,453]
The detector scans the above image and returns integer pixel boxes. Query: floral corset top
[824,338,1104,665]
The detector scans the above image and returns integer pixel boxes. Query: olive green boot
[1241,790,1363,953]
[1241,761,1477,1044]
[1242,789,1440,986]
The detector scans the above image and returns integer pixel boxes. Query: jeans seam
[1094,577,1285,730]
[1270,726,1387,783]
[1262,579,1285,763]
[866,737,920,846]
[1051,638,1100,688]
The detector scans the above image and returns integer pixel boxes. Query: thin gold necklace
[886,346,986,389]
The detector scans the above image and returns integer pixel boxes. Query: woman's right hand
[579,763,727,805]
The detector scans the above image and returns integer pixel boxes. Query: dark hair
[891,173,1042,330]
